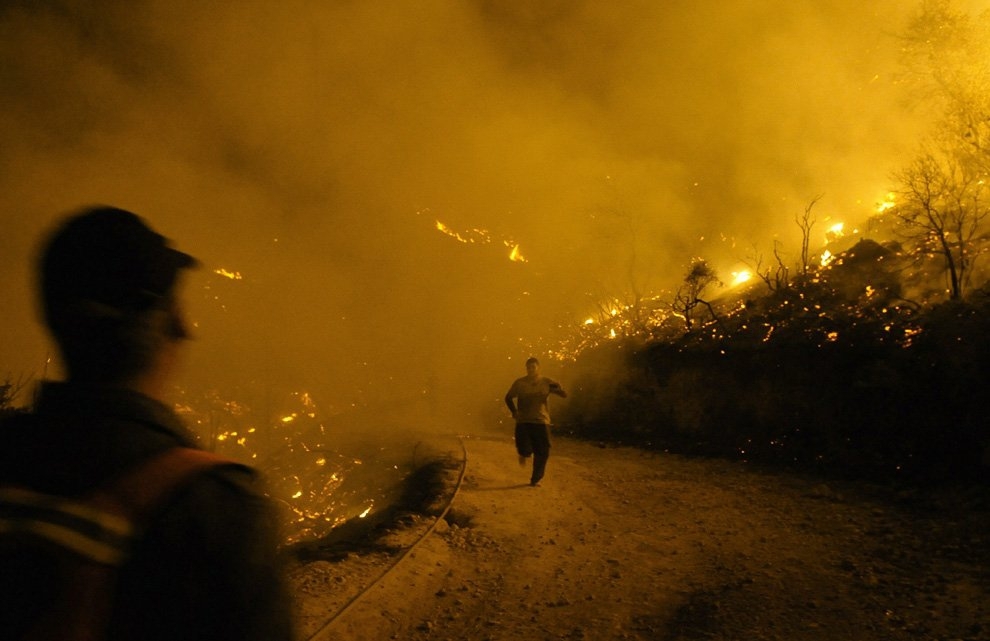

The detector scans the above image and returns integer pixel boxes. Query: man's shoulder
[510,376,554,394]
[141,447,259,501]
[139,454,269,547]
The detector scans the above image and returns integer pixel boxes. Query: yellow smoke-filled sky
[0,1,946,414]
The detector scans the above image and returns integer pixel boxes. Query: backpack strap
[0,486,132,565]
[0,448,242,565]
[0,448,241,641]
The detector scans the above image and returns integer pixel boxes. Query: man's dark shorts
[514,423,551,484]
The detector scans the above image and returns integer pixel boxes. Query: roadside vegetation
[557,0,990,485]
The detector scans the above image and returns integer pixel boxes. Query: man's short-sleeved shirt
[507,376,560,425]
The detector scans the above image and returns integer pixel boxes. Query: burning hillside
[557,243,990,482]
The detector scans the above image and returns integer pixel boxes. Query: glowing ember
[214,268,243,280]
[509,244,527,262]
[172,385,413,546]
[434,219,495,244]
[902,327,923,347]
[821,249,835,267]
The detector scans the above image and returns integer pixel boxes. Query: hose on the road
[305,435,468,641]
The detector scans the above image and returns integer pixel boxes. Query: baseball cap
[40,206,199,319]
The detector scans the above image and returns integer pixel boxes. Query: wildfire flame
[174,385,399,545]
[435,220,472,243]
[434,217,527,263]
[876,193,896,213]
[730,270,752,287]
[825,222,845,243]
[214,268,243,280]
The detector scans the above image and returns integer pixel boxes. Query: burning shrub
[560,271,990,484]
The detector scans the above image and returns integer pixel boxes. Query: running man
[504,357,568,486]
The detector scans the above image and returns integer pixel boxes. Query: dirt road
[290,431,989,640]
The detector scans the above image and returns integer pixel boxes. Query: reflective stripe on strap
[0,448,243,567]
[0,487,133,565]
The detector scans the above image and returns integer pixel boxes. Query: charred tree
[672,259,722,331]
[746,239,790,294]
[797,195,822,278]
[893,150,989,300]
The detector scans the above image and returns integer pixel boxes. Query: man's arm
[504,391,517,418]
[504,380,519,418]
[548,380,568,398]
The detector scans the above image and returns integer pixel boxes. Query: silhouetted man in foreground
[504,357,567,486]
[0,206,294,641]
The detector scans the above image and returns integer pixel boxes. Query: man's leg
[514,424,533,468]
[529,424,551,486]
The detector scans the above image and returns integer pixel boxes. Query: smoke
[0,0,930,420]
